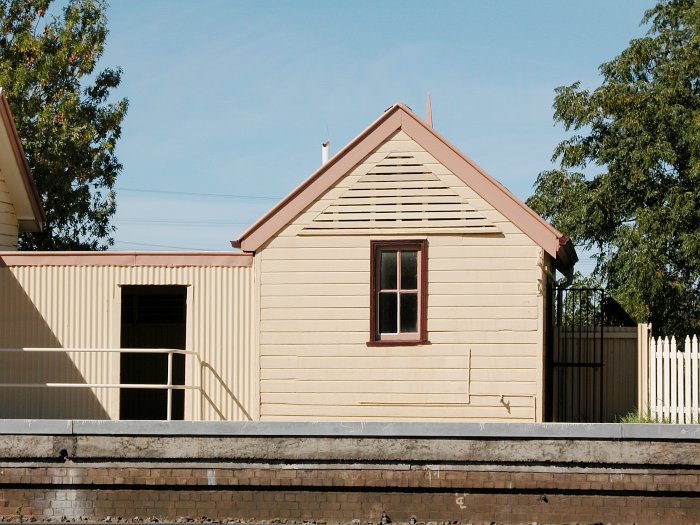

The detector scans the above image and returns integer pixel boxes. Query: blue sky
[102,0,654,272]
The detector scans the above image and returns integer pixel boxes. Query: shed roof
[233,103,576,275]
[0,89,45,232]
[0,251,252,267]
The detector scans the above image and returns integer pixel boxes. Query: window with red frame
[369,240,427,345]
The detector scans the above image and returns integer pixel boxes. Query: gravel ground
[0,518,610,525]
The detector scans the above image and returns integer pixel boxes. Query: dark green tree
[0,0,127,249]
[527,0,700,336]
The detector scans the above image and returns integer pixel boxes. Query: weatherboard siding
[0,167,18,249]
[0,263,257,421]
[258,132,545,421]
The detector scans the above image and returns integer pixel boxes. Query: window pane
[400,293,418,333]
[378,292,398,333]
[379,251,397,290]
[400,251,418,289]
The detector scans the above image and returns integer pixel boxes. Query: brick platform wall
[1,422,700,524]
[2,463,700,523]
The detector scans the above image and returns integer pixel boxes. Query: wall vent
[301,153,499,235]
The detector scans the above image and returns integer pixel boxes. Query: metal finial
[426,93,433,128]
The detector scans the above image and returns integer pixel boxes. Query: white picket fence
[648,335,700,423]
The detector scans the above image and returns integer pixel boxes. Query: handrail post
[166,351,173,421]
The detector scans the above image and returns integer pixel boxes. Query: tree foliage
[527,0,700,336]
[0,0,127,249]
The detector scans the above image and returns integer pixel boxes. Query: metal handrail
[0,347,199,421]
[0,347,196,354]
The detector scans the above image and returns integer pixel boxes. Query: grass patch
[617,408,695,424]
[617,410,662,423]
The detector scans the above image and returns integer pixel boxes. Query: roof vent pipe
[426,93,433,128]
[322,140,331,165]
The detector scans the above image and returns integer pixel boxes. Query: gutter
[555,236,578,280]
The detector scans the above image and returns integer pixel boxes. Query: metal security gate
[547,287,605,422]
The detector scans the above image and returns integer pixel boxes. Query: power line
[112,240,213,251]
[115,187,280,200]
[115,218,250,226]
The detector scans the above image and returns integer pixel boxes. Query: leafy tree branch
[528,0,700,335]
[0,0,127,250]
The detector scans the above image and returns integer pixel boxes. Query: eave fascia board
[234,105,404,253]
[0,89,45,230]
[0,251,253,267]
[398,108,568,261]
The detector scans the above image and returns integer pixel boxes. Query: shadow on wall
[200,361,253,421]
[0,267,109,419]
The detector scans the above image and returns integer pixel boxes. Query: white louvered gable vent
[301,153,500,235]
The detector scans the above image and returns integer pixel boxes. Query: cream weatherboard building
[0,90,44,249]
[0,101,577,422]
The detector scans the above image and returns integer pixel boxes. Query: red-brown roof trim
[0,89,46,230]
[0,251,253,267]
[234,105,404,252]
[233,103,576,274]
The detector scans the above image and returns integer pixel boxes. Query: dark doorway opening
[119,285,187,420]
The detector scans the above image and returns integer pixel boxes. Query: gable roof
[0,89,45,232]
[233,103,576,275]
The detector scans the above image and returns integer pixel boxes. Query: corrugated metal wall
[551,326,637,422]
[601,326,638,422]
[0,263,257,420]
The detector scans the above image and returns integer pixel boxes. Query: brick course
[2,463,700,523]
[2,487,700,523]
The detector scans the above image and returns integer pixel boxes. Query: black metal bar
[544,284,554,422]
[576,289,580,422]
[599,290,605,422]
[549,285,610,423]
[582,289,587,421]
[552,362,603,368]
[557,286,564,422]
